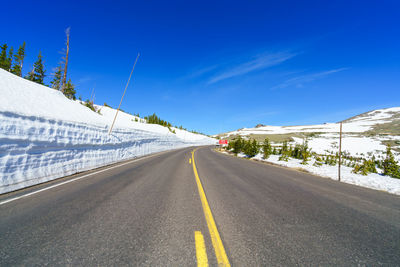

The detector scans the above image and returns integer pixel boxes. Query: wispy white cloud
[270,68,348,90]
[207,51,298,84]
[185,65,219,79]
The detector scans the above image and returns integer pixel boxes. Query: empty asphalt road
[1,146,399,266]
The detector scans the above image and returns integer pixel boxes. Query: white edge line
[0,153,161,206]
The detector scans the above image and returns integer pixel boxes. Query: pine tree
[11,42,26,76]
[352,158,377,176]
[6,47,13,71]
[0,44,8,70]
[280,140,288,154]
[291,144,302,159]
[32,51,46,84]
[262,138,272,159]
[279,140,290,161]
[382,144,400,178]
[243,139,259,158]
[232,136,243,155]
[300,139,311,164]
[25,66,35,81]
[50,65,62,90]
[63,79,76,100]
[251,139,260,157]
[243,139,251,157]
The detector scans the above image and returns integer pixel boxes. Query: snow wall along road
[0,69,215,194]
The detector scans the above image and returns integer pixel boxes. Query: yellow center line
[195,231,209,267]
[191,149,231,267]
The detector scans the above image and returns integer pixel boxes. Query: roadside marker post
[109,53,140,135]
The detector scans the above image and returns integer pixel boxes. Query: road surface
[1,146,399,266]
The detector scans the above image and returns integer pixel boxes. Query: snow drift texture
[0,69,215,194]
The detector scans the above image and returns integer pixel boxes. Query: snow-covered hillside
[0,69,215,194]
[224,107,400,135]
[219,107,400,161]
[217,107,400,194]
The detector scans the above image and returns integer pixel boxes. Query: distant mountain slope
[216,107,400,159]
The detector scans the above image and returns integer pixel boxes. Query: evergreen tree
[83,99,96,112]
[232,136,243,155]
[243,139,259,158]
[11,42,26,76]
[25,67,35,81]
[300,139,311,164]
[50,65,62,90]
[262,138,272,159]
[32,52,45,84]
[251,139,260,157]
[6,47,13,71]
[281,140,288,154]
[382,144,400,178]
[0,44,8,70]
[243,139,251,156]
[63,79,76,100]
[352,159,377,176]
[291,144,302,159]
[144,113,174,128]
[279,140,290,161]
[313,155,323,167]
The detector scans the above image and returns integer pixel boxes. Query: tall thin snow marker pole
[338,122,342,181]
[109,53,140,135]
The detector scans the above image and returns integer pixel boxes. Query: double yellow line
[191,149,231,267]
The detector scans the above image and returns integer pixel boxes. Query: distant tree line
[226,136,399,178]
[0,28,76,100]
[139,113,207,135]
[144,113,173,127]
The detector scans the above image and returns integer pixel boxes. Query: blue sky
[1,0,399,134]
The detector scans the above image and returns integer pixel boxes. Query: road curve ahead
[0,146,399,266]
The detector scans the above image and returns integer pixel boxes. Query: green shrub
[313,156,323,167]
[352,159,377,176]
[382,144,400,178]
[231,136,244,155]
[83,99,96,112]
[262,138,272,159]
[244,139,259,158]
[279,151,290,161]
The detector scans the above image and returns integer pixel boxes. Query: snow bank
[250,154,400,195]
[0,69,215,194]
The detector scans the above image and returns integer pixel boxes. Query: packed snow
[227,152,400,195]
[291,136,389,159]
[0,69,215,194]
